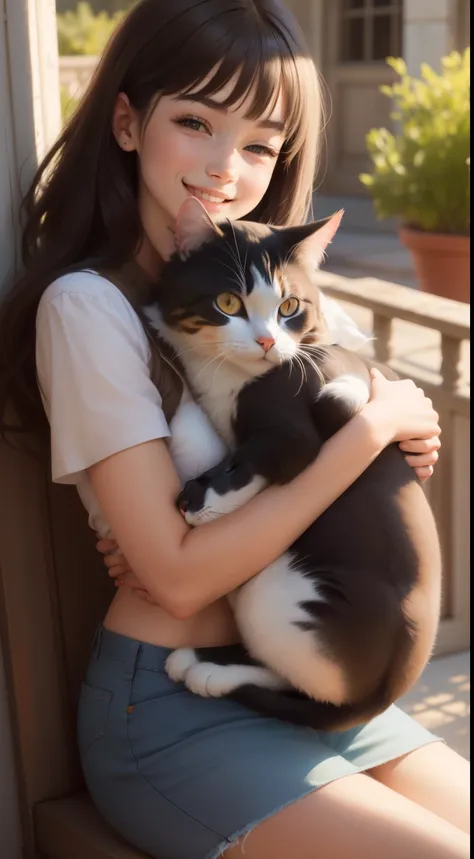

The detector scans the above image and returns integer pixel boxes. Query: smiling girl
[0,2,468,858]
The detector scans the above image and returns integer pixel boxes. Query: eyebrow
[176,93,286,133]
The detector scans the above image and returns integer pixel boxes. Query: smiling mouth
[183,182,234,204]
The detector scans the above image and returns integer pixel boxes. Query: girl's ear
[174,197,223,259]
[112,92,141,152]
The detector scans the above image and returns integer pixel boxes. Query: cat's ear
[174,197,223,260]
[279,210,344,268]
[305,209,344,258]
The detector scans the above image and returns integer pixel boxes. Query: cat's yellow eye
[279,297,300,318]
[216,293,242,316]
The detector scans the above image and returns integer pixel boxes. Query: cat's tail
[229,622,417,733]
[229,685,385,733]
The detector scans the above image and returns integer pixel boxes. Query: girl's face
[114,77,286,264]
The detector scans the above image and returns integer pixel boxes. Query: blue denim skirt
[78,626,439,859]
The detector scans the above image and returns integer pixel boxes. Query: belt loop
[92,625,103,660]
[123,640,140,682]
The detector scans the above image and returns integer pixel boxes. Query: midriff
[103,586,240,648]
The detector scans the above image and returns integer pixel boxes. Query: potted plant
[360,50,470,303]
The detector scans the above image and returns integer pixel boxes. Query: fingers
[369,367,384,380]
[96,538,118,554]
[399,436,442,454]
[415,465,435,482]
[113,576,156,604]
[404,449,440,468]
[108,564,131,578]
[103,553,127,569]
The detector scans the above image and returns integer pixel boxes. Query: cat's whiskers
[298,348,326,388]
[211,353,230,386]
[172,344,202,359]
[220,242,246,291]
[243,243,249,277]
[193,349,229,381]
[217,258,247,292]
[300,343,330,359]
[289,353,306,396]
[229,221,244,273]
[220,241,243,274]
[154,343,187,385]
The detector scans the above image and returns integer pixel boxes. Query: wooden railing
[59,55,98,101]
[319,272,470,656]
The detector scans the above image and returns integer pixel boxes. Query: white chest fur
[183,359,251,445]
[168,387,227,485]
[146,309,249,445]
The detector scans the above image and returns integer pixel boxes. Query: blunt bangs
[127,1,315,165]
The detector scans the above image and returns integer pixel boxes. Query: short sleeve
[36,273,170,484]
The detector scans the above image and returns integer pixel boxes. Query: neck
[137,181,177,275]
[134,238,164,280]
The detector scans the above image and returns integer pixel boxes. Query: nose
[178,498,189,515]
[256,336,275,353]
[206,147,239,183]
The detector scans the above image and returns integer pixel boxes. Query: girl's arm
[89,371,440,619]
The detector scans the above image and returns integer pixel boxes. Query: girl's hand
[364,368,441,451]
[399,435,441,482]
[96,538,156,602]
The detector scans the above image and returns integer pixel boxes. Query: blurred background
[57,1,470,290]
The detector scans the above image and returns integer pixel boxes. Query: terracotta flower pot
[399,226,470,304]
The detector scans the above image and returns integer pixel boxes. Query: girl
[0,2,468,858]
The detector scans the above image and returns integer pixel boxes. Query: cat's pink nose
[256,336,275,353]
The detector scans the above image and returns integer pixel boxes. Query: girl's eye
[216,293,243,316]
[245,144,278,158]
[279,297,300,318]
[175,116,210,133]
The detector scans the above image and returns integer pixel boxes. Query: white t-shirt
[36,271,173,537]
[36,270,368,539]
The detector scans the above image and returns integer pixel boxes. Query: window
[341,0,402,63]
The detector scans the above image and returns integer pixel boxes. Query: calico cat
[150,197,441,733]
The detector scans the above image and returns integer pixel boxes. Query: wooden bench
[0,438,153,858]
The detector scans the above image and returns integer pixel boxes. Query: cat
[148,197,442,733]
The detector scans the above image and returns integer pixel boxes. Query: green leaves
[57,2,126,57]
[359,50,470,234]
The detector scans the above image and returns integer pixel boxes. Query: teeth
[189,187,226,204]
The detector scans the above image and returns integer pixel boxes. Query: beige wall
[404,0,469,75]
[282,0,469,198]
[0,2,61,855]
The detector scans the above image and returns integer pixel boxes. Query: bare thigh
[222,771,469,859]
[368,740,470,833]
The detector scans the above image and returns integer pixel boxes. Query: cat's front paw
[165,651,241,697]
[177,476,222,526]
[182,662,244,698]
[177,456,266,526]
[165,648,199,683]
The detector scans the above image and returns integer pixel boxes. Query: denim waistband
[92,626,173,673]
[92,626,244,676]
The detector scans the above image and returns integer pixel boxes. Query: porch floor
[398,650,470,760]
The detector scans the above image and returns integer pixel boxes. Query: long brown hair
[0,0,322,442]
